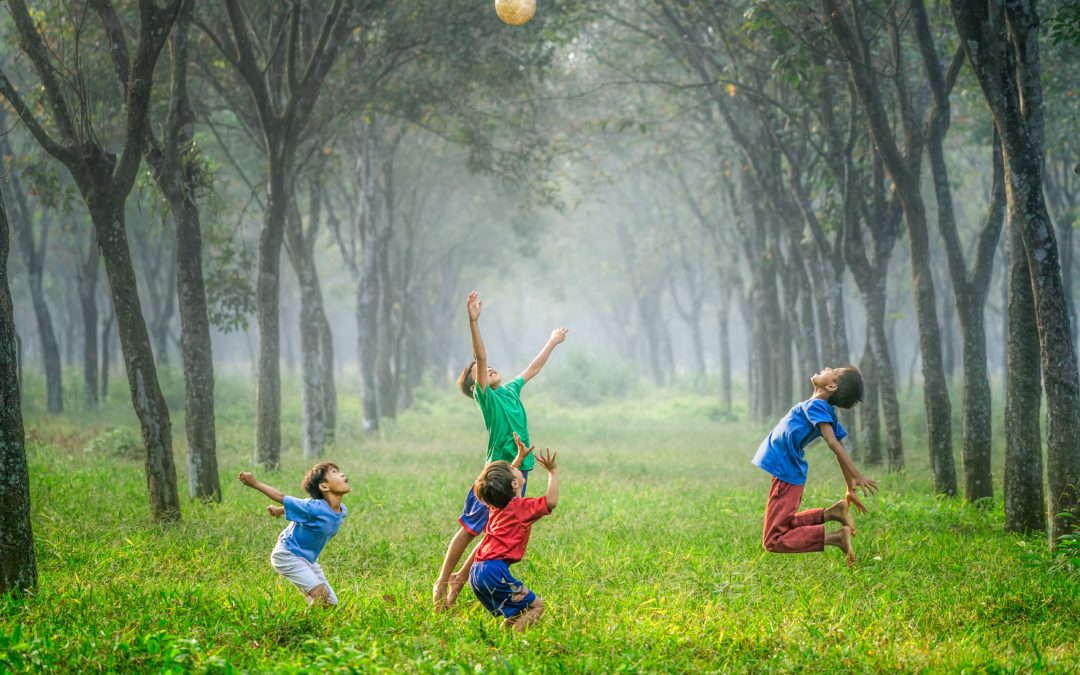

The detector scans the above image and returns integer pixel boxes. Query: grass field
[2,369,1078,673]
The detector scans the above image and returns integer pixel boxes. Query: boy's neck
[324,492,343,512]
[811,389,831,402]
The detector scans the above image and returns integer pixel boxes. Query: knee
[763,535,781,553]
[531,597,545,616]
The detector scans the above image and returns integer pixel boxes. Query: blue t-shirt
[751,398,847,485]
[277,495,347,563]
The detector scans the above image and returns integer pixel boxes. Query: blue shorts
[459,470,528,535]
[469,559,536,618]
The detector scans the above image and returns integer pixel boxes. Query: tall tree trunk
[1004,219,1045,533]
[93,200,181,521]
[142,0,220,500]
[101,309,114,400]
[0,143,63,414]
[859,329,882,466]
[827,0,954,494]
[952,0,1080,541]
[718,286,732,413]
[254,157,287,468]
[864,283,904,470]
[78,243,100,410]
[0,186,36,594]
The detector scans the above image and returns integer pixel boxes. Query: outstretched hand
[535,448,558,472]
[266,505,285,518]
[238,471,258,487]
[846,490,868,514]
[549,327,569,344]
[512,432,535,463]
[467,291,482,321]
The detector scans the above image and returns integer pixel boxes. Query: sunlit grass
[2,370,1077,672]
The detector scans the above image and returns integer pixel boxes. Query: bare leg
[306,583,332,607]
[503,597,545,632]
[434,527,476,608]
[825,525,855,566]
[823,499,856,535]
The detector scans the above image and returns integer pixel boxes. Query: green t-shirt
[473,376,533,471]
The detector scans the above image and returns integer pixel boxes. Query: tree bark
[826,0,955,494]
[2,155,63,413]
[0,181,37,595]
[1004,218,1045,533]
[77,240,100,410]
[952,0,1080,541]
[859,329,882,466]
[101,309,114,400]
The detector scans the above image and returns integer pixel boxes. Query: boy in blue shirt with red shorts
[432,291,567,608]
[470,437,559,631]
[752,366,878,565]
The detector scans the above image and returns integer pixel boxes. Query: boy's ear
[319,481,330,495]
[825,382,838,392]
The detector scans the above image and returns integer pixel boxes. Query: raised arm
[535,448,559,510]
[238,471,285,504]
[518,328,568,383]
[818,424,878,513]
[467,291,488,391]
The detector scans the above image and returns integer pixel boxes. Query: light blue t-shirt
[278,495,347,563]
[751,398,847,485]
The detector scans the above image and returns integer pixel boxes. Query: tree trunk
[319,302,336,445]
[254,158,287,469]
[859,329,882,466]
[93,200,181,521]
[1004,219,1045,533]
[718,287,732,413]
[101,309,114,400]
[3,157,63,413]
[78,244,100,410]
[952,0,1080,540]
[864,283,904,470]
[0,182,37,594]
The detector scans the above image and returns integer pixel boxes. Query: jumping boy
[238,462,350,606]
[752,366,878,566]
[432,290,567,608]
[470,436,559,631]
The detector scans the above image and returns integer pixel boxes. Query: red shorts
[762,477,825,553]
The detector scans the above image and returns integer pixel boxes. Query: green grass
[2,370,1078,673]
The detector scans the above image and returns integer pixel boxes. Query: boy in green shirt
[433,291,567,609]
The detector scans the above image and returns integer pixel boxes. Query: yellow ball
[495,0,536,26]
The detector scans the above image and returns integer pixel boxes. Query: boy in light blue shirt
[752,366,877,565]
[239,462,350,606]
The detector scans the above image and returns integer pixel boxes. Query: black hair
[830,367,864,409]
[457,360,476,398]
[302,462,340,500]
[473,461,517,509]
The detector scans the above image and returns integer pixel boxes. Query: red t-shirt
[475,496,551,564]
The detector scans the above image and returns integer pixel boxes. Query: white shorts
[270,542,338,605]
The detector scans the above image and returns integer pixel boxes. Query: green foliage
[1048,3,1080,46]
[531,349,641,405]
[84,427,142,461]
[5,373,1079,672]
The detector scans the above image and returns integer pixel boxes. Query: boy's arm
[535,448,559,510]
[518,328,568,383]
[238,472,285,504]
[818,424,878,513]
[467,291,488,391]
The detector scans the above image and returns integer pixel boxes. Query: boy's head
[812,366,863,408]
[457,360,501,398]
[302,462,350,500]
[473,460,523,509]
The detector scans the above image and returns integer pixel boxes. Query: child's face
[473,364,502,388]
[811,367,841,392]
[320,467,351,496]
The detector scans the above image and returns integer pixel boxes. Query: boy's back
[752,398,847,486]
[475,377,533,471]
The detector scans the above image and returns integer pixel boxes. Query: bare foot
[836,525,855,567]
[827,499,856,535]
[445,577,466,606]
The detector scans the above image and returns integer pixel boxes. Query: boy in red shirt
[469,435,558,631]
